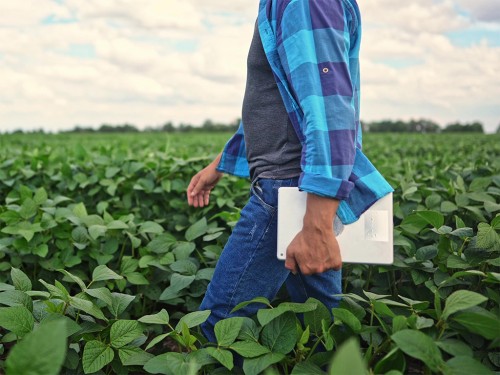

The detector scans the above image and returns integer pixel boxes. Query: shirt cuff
[299,172,354,200]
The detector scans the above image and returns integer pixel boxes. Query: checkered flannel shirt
[217,0,394,224]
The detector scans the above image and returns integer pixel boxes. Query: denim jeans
[199,177,343,343]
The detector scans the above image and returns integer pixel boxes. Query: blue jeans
[199,177,343,342]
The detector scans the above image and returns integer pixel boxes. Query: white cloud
[0,0,498,133]
[454,0,500,22]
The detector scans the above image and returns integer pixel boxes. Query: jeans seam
[222,208,277,319]
[296,273,309,301]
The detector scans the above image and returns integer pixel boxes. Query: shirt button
[323,67,329,73]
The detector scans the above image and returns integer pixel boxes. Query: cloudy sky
[0,0,499,133]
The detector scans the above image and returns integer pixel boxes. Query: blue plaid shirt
[217,0,394,224]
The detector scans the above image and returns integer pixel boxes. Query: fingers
[189,175,203,198]
[187,174,210,208]
[187,174,200,206]
[285,252,298,275]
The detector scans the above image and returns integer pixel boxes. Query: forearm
[211,152,222,168]
[303,193,340,231]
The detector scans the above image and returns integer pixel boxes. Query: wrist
[303,193,340,230]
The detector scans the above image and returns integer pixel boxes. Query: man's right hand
[187,153,223,208]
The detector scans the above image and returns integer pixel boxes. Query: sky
[0,0,499,133]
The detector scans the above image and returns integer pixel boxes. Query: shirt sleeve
[216,120,250,178]
[276,0,360,200]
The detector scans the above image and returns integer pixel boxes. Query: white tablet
[277,188,393,264]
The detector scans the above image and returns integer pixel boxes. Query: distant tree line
[6,119,496,134]
[363,119,486,133]
[64,119,240,134]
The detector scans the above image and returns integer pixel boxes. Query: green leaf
[10,268,32,292]
[185,217,208,241]
[82,340,114,374]
[243,353,285,375]
[214,317,244,346]
[59,269,87,291]
[436,339,473,358]
[173,242,197,259]
[415,210,444,229]
[467,192,495,203]
[162,274,195,295]
[144,352,202,375]
[452,308,500,340]
[88,225,107,240]
[445,356,494,375]
[125,272,150,285]
[399,214,429,234]
[476,223,499,249]
[33,244,49,258]
[328,337,368,375]
[230,341,270,358]
[19,198,37,220]
[72,202,88,218]
[0,290,33,311]
[40,314,82,337]
[110,320,144,348]
[291,361,325,375]
[118,346,154,366]
[206,347,234,371]
[492,215,500,230]
[0,306,34,337]
[33,187,48,205]
[105,166,121,178]
[257,301,318,326]
[69,297,107,321]
[140,221,164,234]
[332,308,361,332]
[39,279,68,300]
[92,265,123,282]
[147,233,177,254]
[170,260,198,275]
[139,309,169,325]
[237,317,261,342]
[107,220,129,230]
[231,296,272,313]
[145,332,172,351]
[304,299,331,335]
[85,287,114,306]
[464,206,487,222]
[5,320,67,375]
[261,312,297,354]
[441,201,458,213]
[415,245,438,261]
[485,201,500,214]
[391,329,443,372]
[175,310,211,332]
[373,347,406,374]
[108,293,135,318]
[441,290,488,320]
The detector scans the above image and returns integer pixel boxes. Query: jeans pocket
[250,180,277,213]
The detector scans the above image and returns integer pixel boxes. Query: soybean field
[0,132,498,375]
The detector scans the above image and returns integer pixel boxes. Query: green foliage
[5,320,67,375]
[0,132,498,374]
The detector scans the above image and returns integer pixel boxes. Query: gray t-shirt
[241,21,302,181]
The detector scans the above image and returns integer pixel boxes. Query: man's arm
[275,0,360,274]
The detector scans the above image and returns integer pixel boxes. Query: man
[187,0,393,343]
